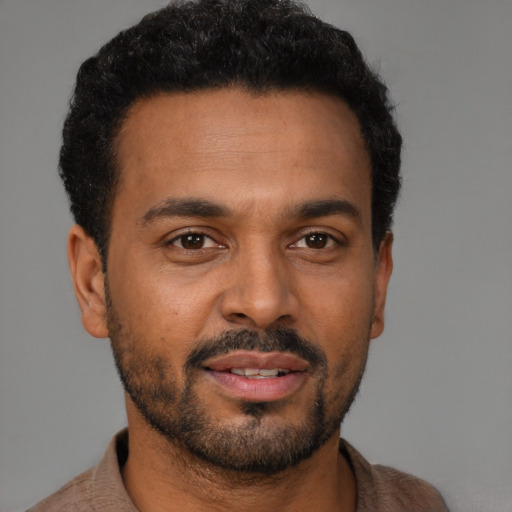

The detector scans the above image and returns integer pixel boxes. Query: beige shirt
[28,429,448,512]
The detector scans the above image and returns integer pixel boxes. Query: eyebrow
[290,199,362,223]
[139,197,362,226]
[139,198,230,225]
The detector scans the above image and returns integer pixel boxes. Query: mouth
[201,351,309,402]
[226,368,291,378]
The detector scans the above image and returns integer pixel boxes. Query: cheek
[319,292,372,401]
[301,273,375,341]
[107,258,221,351]
[297,271,374,396]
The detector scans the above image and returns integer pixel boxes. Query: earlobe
[370,232,394,340]
[67,225,109,338]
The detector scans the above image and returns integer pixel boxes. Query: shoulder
[341,439,448,512]
[368,463,448,512]
[26,430,136,512]
[26,467,96,512]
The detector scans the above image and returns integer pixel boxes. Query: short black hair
[60,0,401,262]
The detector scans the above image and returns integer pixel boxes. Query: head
[65,0,400,476]
[60,0,401,264]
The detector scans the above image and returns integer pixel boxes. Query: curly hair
[60,0,401,261]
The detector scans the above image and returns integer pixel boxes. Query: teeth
[229,368,290,378]
[259,368,279,377]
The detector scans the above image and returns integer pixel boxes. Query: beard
[107,300,368,476]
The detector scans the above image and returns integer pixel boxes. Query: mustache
[185,327,327,371]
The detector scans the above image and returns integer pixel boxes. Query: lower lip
[206,371,306,402]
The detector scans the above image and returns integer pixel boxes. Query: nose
[220,246,300,330]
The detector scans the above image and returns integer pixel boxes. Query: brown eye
[291,232,340,250]
[180,234,205,249]
[171,233,214,250]
[304,233,329,249]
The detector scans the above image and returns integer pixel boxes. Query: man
[29,0,448,510]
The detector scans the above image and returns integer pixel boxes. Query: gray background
[1,0,511,510]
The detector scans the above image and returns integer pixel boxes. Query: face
[72,88,393,474]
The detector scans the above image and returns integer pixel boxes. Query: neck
[122,400,356,512]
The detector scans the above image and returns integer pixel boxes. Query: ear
[370,231,394,340]
[67,225,109,338]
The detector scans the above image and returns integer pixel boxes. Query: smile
[202,351,309,402]
[229,368,290,378]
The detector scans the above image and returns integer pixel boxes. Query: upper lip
[203,351,309,372]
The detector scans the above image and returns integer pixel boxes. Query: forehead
[113,88,371,223]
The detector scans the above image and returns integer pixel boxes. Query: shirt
[28,429,448,511]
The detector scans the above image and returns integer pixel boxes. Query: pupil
[306,234,327,249]
[182,234,204,249]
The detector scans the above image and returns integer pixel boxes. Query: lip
[203,350,310,372]
[202,351,309,402]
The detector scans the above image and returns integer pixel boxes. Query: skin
[67,88,393,512]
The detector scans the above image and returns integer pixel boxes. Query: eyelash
[167,231,222,250]
[290,232,343,250]
[166,230,344,252]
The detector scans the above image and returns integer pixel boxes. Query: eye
[293,232,339,249]
[169,233,219,250]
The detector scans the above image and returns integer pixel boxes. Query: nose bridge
[221,239,298,329]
